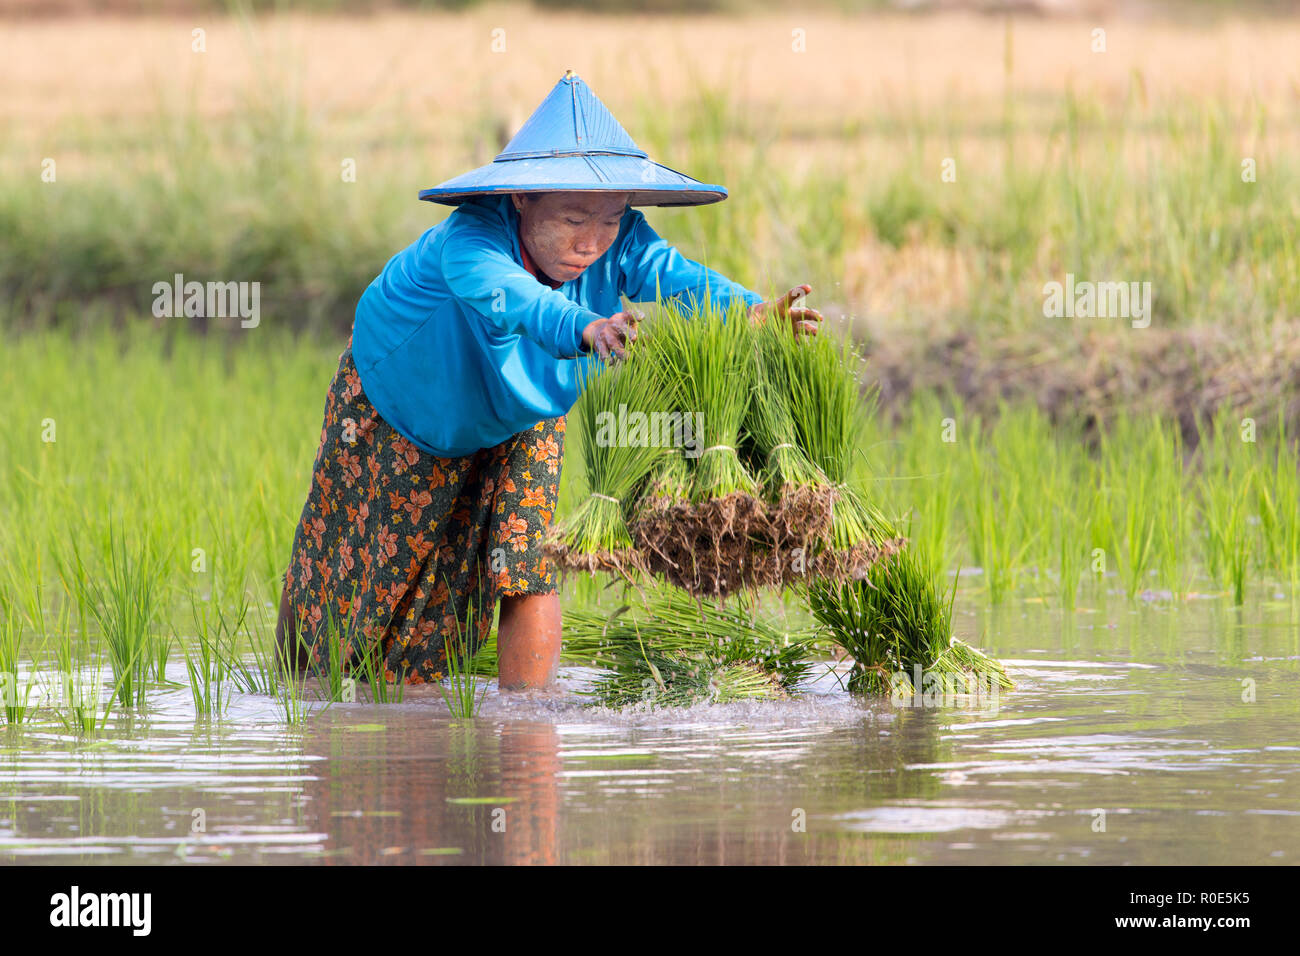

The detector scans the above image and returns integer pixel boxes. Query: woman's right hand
[581,310,641,362]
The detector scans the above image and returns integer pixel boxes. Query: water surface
[2,591,1297,864]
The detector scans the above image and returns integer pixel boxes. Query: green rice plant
[215,582,310,725]
[1101,417,1160,599]
[216,579,286,700]
[633,448,690,513]
[0,585,37,726]
[643,295,759,503]
[808,545,1012,697]
[748,316,832,500]
[767,317,896,550]
[1152,420,1194,601]
[1084,468,1118,596]
[546,334,670,574]
[1054,504,1086,612]
[1198,409,1258,606]
[439,597,489,719]
[348,592,408,705]
[46,600,114,739]
[856,391,956,569]
[963,426,1029,603]
[566,586,814,709]
[1030,424,1088,610]
[51,662,113,738]
[983,405,1048,597]
[1200,471,1253,606]
[54,525,169,709]
[1253,409,1300,592]
[349,648,408,704]
[318,604,351,704]
[266,618,311,727]
[179,589,243,718]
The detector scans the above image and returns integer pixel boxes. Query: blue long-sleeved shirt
[351,194,763,458]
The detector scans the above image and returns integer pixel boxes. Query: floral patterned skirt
[281,337,566,683]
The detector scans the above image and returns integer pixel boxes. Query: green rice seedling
[47,607,114,739]
[1200,466,1254,606]
[633,448,690,515]
[54,525,168,709]
[645,295,759,505]
[348,597,407,705]
[857,390,957,571]
[349,648,407,704]
[1105,425,1158,600]
[1152,420,1193,601]
[1254,409,1300,592]
[766,315,898,571]
[963,427,1029,603]
[228,603,278,698]
[267,620,311,727]
[318,604,351,704]
[0,585,37,726]
[566,586,814,708]
[1084,472,1117,596]
[1054,504,1085,612]
[807,545,1011,697]
[748,316,834,502]
[273,652,311,727]
[1198,409,1257,606]
[52,663,113,738]
[180,588,245,718]
[439,598,489,719]
[226,583,310,725]
[545,335,670,578]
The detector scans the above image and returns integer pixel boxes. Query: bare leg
[496,591,562,691]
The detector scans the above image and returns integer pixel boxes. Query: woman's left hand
[749,284,823,336]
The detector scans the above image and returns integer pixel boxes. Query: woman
[275,71,823,692]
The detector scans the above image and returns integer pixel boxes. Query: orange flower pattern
[281,340,566,684]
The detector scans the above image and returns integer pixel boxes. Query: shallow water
[2,589,1298,865]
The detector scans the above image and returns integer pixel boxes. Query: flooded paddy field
[4,594,1295,866]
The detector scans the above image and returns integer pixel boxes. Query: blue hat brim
[419,155,727,207]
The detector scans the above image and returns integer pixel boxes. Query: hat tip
[563,69,577,80]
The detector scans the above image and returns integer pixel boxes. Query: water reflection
[0,596,1296,864]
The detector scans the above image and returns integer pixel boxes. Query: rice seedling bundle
[627,298,774,597]
[766,323,905,578]
[564,586,813,709]
[808,546,1011,698]
[632,447,691,517]
[745,315,839,582]
[556,294,905,599]
[544,338,670,580]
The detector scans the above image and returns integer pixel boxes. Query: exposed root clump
[542,539,647,584]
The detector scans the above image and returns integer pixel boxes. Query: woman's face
[511,191,631,283]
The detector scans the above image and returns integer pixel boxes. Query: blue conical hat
[419,71,727,207]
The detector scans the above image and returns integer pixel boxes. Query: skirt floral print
[281,337,566,683]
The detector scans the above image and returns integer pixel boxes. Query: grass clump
[808,545,1011,698]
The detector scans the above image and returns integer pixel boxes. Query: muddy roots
[541,538,648,586]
